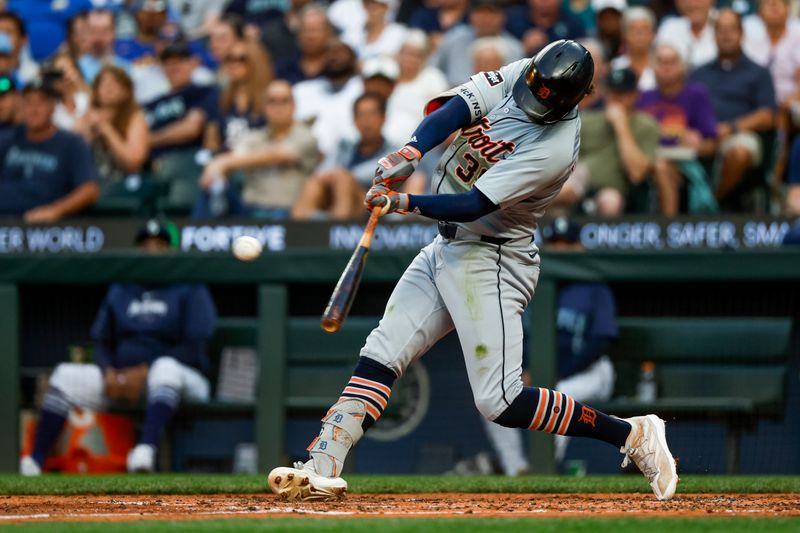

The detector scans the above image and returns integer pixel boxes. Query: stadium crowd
[0,0,797,220]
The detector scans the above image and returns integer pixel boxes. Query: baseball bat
[320,208,381,333]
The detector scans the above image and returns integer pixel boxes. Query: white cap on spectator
[592,0,627,13]
[402,29,429,53]
[623,6,656,29]
[362,56,400,81]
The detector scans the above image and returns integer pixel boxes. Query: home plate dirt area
[0,493,798,522]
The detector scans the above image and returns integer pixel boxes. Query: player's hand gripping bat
[320,208,381,333]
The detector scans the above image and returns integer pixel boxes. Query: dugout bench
[594,317,792,474]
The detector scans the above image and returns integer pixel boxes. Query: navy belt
[438,221,511,246]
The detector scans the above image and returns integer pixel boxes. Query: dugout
[0,239,798,475]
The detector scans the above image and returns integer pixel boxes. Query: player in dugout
[20,220,217,475]
[268,40,678,502]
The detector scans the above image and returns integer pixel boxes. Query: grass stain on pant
[475,344,489,360]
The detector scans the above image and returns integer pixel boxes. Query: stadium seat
[594,317,792,473]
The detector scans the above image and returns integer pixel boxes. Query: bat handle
[359,208,381,249]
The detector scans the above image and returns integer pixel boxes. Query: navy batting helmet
[512,40,594,124]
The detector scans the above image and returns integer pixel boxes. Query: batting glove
[373,145,422,189]
[365,184,410,216]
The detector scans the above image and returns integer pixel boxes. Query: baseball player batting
[269,40,678,501]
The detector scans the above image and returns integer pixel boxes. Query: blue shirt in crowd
[144,84,219,158]
[0,126,98,215]
[115,38,218,70]
[8,0,94,61]
[91,283,218,372]
[505,6,586,44]
[690,54,776,122]
[225,0,288,27]
[557,283,618,379]
[217,106,266,150]
[408,7,468,34]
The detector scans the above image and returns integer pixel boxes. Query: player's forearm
[730,108,774,133]
[49,181,100,218]
[220,147,297,172]
[150,114,205,148]
[407,96,472,154]
[614,124,652,184]
[407,187,498,222]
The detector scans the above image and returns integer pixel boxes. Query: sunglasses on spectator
[225,55,249,64]
[266,96,292,104]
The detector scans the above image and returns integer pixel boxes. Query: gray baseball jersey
[360,60,580,422]
[430,59,581,241]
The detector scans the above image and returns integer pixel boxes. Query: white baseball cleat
[127,443,156,473]
[620,414,679,501]
[268,460,347,502]
[19,456,41,476]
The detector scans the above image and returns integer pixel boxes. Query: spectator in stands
[610,6,657,91]
[20,219,217,475]
[578,38,607,110]
[206,39,272,153]
[640,43,718,215]
[0,12,39,84]
[471,36,510,73]
[408,0,469,49]
[275,5,333,85]
[0,32,17,82]
[343,0,408,61]
[61,11,90,63]
[568,0,596,33]
[292,92,395,220]
[656,0,716,69]
[78,9,130,84]
[262,0,318,60]
[385,30,448,149]
[224,0,287,40]
[559,68,659,217]
[593,0,625,60]
[144,41,219,209]
[7,0,92,61]
[743,0,800,106]
[505,0,587,56]
[690,9,775,210]
[327,0,367,39]
[208,13,245,75]
[76,66,149,188]
[0,78,99,221]
[115,1,218,103]
[0,75,19,134]
[362,55,399,101]
[169,0,227,39]
[50,55,91,132]
[431,0,524,86]
[194,80,319,219]
[115,0,170,63]
[294,38,363,163]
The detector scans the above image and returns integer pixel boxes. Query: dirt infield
[0,493,798,522]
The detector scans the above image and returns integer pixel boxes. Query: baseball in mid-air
[232,236,262,261]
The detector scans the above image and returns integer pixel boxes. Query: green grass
[2,518,799,533]
[0,474,797,496]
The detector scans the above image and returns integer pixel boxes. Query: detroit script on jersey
[427,60,581,241]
